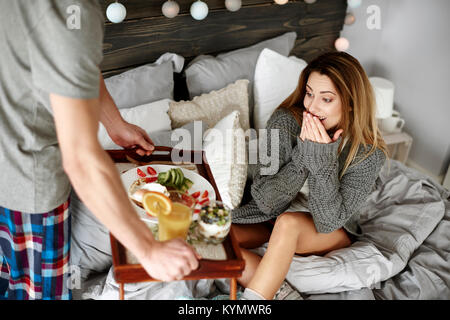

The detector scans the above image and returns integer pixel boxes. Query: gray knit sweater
[232,108,386,236]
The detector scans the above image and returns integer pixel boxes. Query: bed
[69,0,450,300]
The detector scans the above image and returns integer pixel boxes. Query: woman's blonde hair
[278,51,388,177]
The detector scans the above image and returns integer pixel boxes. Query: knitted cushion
[168,79,250,132]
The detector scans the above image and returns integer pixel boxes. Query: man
[0,0,199,300]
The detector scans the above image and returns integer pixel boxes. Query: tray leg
[119,283,125,300]
[230,278,237,300]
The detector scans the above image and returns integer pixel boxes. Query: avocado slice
[175,168,184,188]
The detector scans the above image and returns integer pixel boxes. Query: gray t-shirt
[0,1,104,212]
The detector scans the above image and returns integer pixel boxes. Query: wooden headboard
[100,0,347,99]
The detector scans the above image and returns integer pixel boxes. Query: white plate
[121,164,216,223]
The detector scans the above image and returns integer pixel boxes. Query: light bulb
[304,0,317,4]
[225,0,242,12]
[190,0,209,20]
[335,37,350,51]
[344,12,356,25]
[274,0,289,5]
[348,0,362,9]
[162,0,180,18]
[106,2,127,23]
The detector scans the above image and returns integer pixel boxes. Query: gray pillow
[105,61,174,109]
[184,32,297,123]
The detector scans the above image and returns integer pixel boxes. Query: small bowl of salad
[197,201,231,244]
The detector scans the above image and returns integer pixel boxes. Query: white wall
[341,0,450,177]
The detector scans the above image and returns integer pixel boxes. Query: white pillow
[203,111,247,210]
[253,48,307,130]
[98,99,172,150]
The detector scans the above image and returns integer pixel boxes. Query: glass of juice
[157,191,195,242]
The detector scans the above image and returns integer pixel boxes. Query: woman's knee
[274,211,309,233]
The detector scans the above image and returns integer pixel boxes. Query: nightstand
[381,131,413,164]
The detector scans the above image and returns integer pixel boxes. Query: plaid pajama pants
[0,200,71,300]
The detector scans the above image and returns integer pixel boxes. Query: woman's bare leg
[247,212,351,299]
[238,248,263,287]
[232,223,272,287]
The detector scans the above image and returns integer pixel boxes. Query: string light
[335,37,350,51]
[347,0,362,9]
[225,0,242,12]
[344,12,356,25]
[106,1,127,23]
[162,0,180,18]
[190,0,209,20]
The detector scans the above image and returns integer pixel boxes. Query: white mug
[380,116,405,133]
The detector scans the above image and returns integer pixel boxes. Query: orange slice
[142,191,172,217]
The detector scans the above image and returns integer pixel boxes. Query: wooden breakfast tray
[107,146,245,300]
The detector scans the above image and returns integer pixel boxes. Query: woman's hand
[108,120,155,156]
[300,111,343,144]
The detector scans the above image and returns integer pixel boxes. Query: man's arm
[98,75,123,132]
[50,93,199,281]
[98,75,154,156]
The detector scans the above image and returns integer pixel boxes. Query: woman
[231,51,388,300]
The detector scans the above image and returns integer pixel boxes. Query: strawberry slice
[191,191,201,199]
[201,190,209,199]
[137,168,146,177]
[145,176,158,183]
[198,198,209,206]
[147,166,157,176]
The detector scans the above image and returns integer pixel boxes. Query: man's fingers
[168,239,200,271]
[135,148,146,156]
[194,249,202,261]
[136,134,155,155]
[179,242,200,271]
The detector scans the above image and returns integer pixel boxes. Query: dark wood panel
[100,0,276,21]
[102,32,340,77]
[101,0,347,72]
[291,32,341,62]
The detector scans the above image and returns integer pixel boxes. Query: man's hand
[300,111,343,144]
[108,120,155,156]
[139,239,202,281]
[98,75,154,156]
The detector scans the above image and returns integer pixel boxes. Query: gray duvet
[304,160,450,300]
